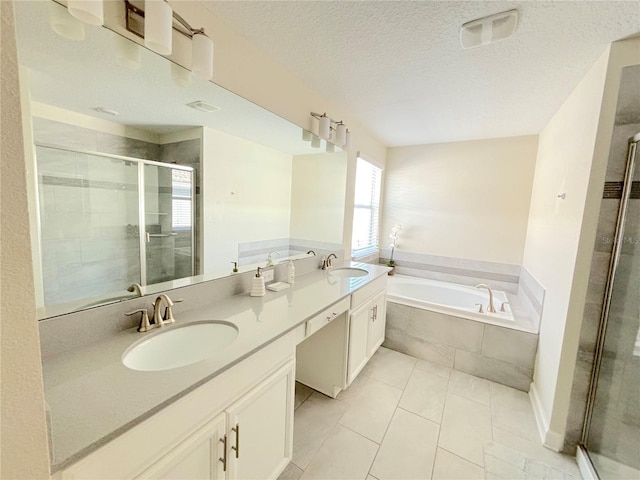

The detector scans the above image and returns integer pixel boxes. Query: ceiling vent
[460,9,518,49]
[186,101,220,112]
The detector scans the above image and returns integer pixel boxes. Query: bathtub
[386,274,516,328]
[384,274,538,391]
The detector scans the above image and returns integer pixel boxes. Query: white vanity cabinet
[225,362,294,480]
[366,290,387,358]
[347,276,388,385]
[56,333,296,480]
[137,413,227,480]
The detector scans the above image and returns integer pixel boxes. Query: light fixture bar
[310,112,350,148]
[125,1,207,41]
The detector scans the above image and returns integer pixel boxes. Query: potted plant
[387,224,402,275]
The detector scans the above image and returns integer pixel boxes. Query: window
[171,169,193,230]
[351,156,382,257]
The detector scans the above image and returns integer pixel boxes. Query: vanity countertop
[42,262,390,473]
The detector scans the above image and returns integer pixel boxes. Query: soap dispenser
[250,266,266,297]
[287,260,295,284]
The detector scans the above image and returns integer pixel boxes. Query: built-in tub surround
[38,257,388,472]
[383,275,539,391]
[238,237,343,267]
[387,275,516,327]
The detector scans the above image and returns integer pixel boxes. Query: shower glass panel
[36,146,141,307]
[142,163,194,285]
[584,136,640,479]
[35,145,194,311]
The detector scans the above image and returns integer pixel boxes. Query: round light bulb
[192,33,214,80]
[67,0,103,26]
[50,3,85,41]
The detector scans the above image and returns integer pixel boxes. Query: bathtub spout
[475,284,497,313]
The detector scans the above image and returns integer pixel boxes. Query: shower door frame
[578,132,640,475]
[35,142,196,289]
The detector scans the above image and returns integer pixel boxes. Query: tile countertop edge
[46,262,391,474]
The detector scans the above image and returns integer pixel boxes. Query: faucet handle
[474,303,484,314]
[126,308,152,332]
[500,302,510,312]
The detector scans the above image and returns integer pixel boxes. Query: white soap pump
[250,266,266,297]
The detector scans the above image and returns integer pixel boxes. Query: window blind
[171,169,192,229]
[351,157,382,257]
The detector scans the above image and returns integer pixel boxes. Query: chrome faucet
[152,294,175,326]
[475,284,496,313]
[266,251,281,267]
[322,253,338,270]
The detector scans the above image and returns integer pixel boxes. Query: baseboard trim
[529,382,565,451]
[576,446,598,480]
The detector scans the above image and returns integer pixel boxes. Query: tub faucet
[475,284,496,313]
[266,251,281,267]
[152,294,175,326]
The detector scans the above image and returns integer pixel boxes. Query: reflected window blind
[171,170,192,229]
[352,157,382,257]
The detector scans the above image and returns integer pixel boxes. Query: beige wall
[525,37,640,450]
[290,152,348,244]
[1,0,51,477]
[382,136,538,264]
[201,127,293,274]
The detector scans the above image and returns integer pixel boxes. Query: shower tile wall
[33,118,200,307]
[563,119,640,456]
[159,138,201,274]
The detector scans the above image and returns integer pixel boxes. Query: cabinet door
[136,412,226,480]
[226,361,295,480]
[367,290,387,357]
[348,301,372,385]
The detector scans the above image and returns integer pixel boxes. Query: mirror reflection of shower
[35,144,194,312]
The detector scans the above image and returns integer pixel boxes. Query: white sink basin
[122,321,239,372]
[328,267,368,278]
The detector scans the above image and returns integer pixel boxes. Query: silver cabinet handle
[219,435,227,471]
[231,424,240,458]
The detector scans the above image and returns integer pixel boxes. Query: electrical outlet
[262,268,275,283]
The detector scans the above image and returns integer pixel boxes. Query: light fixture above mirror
[309,112,351,149]
[125,0,215,80]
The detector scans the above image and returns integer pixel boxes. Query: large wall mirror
[15,1,348,319]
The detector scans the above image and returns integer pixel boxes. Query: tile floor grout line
[429,370,450,479]
[437,445,487,473]
[364,358,413,480]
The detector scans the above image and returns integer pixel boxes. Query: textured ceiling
[204,1,640,146]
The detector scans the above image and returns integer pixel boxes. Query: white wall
[201,127,292,274]
[1,1,51,476]
[290,152,348,244]
[525,37,640,449]
[383,135,538,264]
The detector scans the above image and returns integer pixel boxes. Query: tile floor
[280,347,581,480]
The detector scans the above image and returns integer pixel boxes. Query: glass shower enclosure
[35,144,195,310]
[581,133,640,479]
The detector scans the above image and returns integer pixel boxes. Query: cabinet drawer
[306,297,350,337]
[351,275,387,309]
